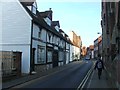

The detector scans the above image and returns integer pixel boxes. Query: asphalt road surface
[13,60,93,89]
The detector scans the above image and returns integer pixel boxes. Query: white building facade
[69,31,82,61]
[2,1,32,73]
[2,0,72,74]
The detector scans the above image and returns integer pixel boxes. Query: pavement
[2,60,116,89]
[85,69,110,88]
[83,63,119,90]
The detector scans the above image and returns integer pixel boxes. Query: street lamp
[97,32,102,59]
[97,32,102,35]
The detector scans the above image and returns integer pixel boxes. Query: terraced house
[2,0,73,74]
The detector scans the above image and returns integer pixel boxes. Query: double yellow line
[77,61,95,90]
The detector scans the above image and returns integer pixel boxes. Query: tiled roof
[51,21,60,28]
[19,0,35,6]
[38,9,52,20]
[59,29,64,33]
[65,34,68,37]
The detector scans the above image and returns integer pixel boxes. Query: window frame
[37,45,46,64]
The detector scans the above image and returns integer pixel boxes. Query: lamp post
[97,32,101,34]
[97,32,102,59]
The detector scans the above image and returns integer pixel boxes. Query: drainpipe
[46,30,47,64]
[30,20,33,74]
[64,42,66,64]
[69,43,70,63]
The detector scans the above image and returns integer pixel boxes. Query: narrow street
[12,60,93,88]
[1,1,120,89]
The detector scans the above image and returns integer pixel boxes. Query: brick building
[69,31,82,60]
[101,1,120,88]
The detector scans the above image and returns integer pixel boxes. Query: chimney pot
[49,8,52,11]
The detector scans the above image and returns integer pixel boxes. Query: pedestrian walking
[94,54,104,79]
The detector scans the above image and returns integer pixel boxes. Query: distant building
[98,36,102,58]
[94,38,98,59]
[89,45,94,59]
[81,46,87,57]
[94,35,102,59]
[69,31,82,61]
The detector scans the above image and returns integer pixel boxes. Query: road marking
[77,65,94,90]
[87,61,96,88]
[77,61,96,90]
[87,70,94,88]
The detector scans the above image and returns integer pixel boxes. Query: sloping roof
[19,0,35,6]
[69,39,74,45]
[20,3,72,45]
[38,9,52,20]
[51,21,60,28]
[65,34,68,37]
[59,29,64,33]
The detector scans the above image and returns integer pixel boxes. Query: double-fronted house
[2,0,72,74]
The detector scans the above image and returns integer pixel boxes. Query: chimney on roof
[49,8,52,11]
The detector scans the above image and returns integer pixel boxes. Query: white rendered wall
[32,24,46,64]
[2,1,32,73]
[2,1,32,45]
[70,45,74,62]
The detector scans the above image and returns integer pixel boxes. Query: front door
[52,50,58,68]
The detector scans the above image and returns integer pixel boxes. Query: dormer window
[44,18,51,26]
[39,8,53,26]
[55,26,59,32]
[32,2,37,15]
[25,1,37,15]
[52,21,60,31]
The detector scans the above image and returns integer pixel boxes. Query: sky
[36,0,102,47]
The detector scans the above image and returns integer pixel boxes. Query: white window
[48,32,52,42]
[59,51,64,61]
[53,36,56,44]
[47,50,52,62]
[55,26,59,32]
[37,46,45,64]
[44,18,51,26]
[38,28,42,39]
[38,31,41,39]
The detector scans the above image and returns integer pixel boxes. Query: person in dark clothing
[94,54,104,79]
